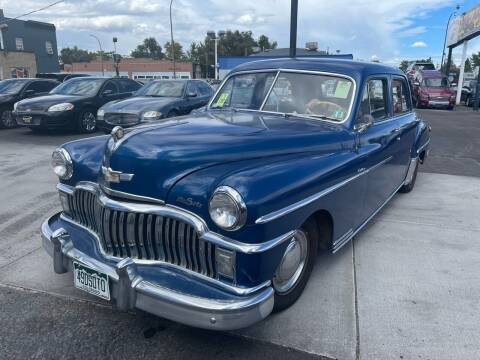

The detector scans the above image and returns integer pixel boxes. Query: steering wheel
[305,100,345,117]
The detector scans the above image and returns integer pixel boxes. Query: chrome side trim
[404,158,418,186]
[332,181,405,253]
[207,68,357,125]
[255,156,393,224]
[58,213,270,296]
[57,182,295,254]
[416,139,430,155]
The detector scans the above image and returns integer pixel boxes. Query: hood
[16,94,88,111]
[102,96,179,114]
[103,110,350,201]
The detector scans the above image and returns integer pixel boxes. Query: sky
[1,0,480,67]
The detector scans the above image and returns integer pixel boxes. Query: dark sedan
[96,79,214,132]
[14,77,142,133]
[0,78,59,129]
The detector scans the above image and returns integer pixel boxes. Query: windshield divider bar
[259,71,281,111]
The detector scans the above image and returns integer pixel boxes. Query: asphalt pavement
[0,108,479,359]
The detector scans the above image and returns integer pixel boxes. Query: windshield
[50,79,104,96]
[135,80,185,97]
[210,71,355,122]
[423,78,449,88]
[0,79,28,94]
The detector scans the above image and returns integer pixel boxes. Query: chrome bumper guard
[42,217,274,330]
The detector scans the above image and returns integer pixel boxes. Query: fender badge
[102,166,134,183]
[111,126,125,142]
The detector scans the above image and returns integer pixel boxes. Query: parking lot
[0,108,479,359]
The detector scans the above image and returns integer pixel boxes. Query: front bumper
[15,111,75,129]
[41,213,274,330]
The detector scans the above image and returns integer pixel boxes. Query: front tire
[0,108,16,129]
[272,218,318,312]
[77,109,97,133]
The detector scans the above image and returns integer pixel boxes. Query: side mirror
[354,114,374,133]
[102,89,114,97]
[23,89,36,97]
[186,91,197,98]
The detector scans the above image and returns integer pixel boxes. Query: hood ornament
[102,166,134,183]
[111,126,125,142]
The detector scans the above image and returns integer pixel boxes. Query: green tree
[60,46,95,64]
[399,60,410,72]
[470,52,480,69]
[131,37,164,59]
[164,41,186,61]
[257,35,277,52]
[464,58,473,73]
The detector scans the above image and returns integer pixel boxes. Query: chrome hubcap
[82,112,96,131]
[273,230,308,294]
[1,110,15,128]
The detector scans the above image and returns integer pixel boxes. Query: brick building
[65,58,193,80]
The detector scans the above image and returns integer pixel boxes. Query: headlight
[51,148,73,180]
[209,186,247,231]
[97,109,105,120]
[48,103,74,112]
[142,111,162,120]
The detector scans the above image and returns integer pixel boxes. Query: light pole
[441,4,460,73]
[169,0,176,79]
[112,37,119,77]
[207,30,225,80]
[90,34,104,77]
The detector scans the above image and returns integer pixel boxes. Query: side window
[358,79,388,122]
[392,78,412,115]
[102,81,118,95]
[186,81,197,96]
[24,81,53,94]
[118,79,141,93]
[197,82,213,96]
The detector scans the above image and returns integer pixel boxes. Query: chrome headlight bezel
[142,110,162,120]
[48,103,74,112]
[51,148,73,180]
[208,186,247,231]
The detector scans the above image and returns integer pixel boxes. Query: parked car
[411,70,455,109]
[14,77,142,133]
[41,58,430,330]
[0,78,59,129]
[96,79,214,132]
[36,73,91,82]
[467,80,479,107]
[450,82,472,104]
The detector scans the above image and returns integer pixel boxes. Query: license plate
[73,262,110,300]
[22,116,32,123]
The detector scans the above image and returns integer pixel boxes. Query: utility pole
[169,0,176,79]
[441,4,460,73]
[90,34,104,77]
[112,37,119,77]
[289,0,298,58]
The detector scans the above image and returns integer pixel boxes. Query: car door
[356,76,400,223]
[183,81,203,113]
[391,76,417,179]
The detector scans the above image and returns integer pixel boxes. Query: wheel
[399,159,419,193]
[167,110,179,118]
[77,109,97,133]
[272,218,318,312]
[0,108,16,129]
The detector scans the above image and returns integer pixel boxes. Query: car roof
[230,58,405,81]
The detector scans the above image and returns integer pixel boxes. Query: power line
[0,0,65,25]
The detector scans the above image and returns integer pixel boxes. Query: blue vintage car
[42,58,430,330]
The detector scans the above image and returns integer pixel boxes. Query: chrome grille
[67,189,217,278]
[104,113,139,125]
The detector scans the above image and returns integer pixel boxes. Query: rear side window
[358,79,388,122]
[197,81,213,96]
[392,78,412,115]
[25,81,57,94]
[118,79,141,93]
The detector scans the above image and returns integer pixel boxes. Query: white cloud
[1,0,453,59]
[411,41,428,48]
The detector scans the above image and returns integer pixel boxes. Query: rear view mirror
[186,91,197,98]
[24,89,36,97]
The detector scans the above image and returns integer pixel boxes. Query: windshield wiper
[303,114,339,121]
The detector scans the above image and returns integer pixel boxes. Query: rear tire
[272,218,318,312]
[77,109,97,133]
[399,159,419,193]
[0,108,16,129]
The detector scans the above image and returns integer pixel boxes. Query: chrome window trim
[255,156,393,224]
[207,68,357,125]
[57,182,295,254]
